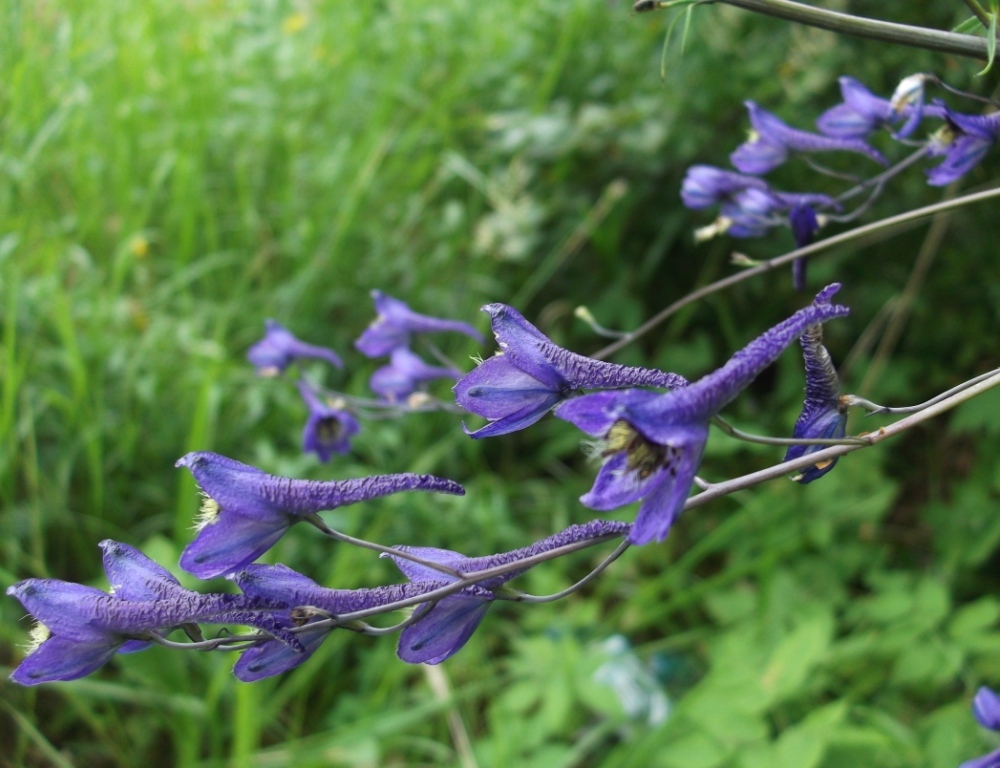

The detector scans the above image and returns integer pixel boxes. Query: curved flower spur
[176,452,465,579]
[556,285,850,546]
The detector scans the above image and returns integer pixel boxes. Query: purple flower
[387,520,631,664]
[816,77,898,139]
[960,748,1000,768]
[680,165,770,209]
[455,304,688,438]
[556,286,850,545]
[7,574,299,685]
[975,687,1000,731]
[355,291,484,358]
[176,452,465,579]
[783,284,848,482]
[369,347,461,402]
[962,687,1000,768]
[228,563,451,681]
[297,380,360,461]
[247,320,343,376]
[926,108,1000,187]
[731,101,887,175]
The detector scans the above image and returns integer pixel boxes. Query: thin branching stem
[592,186,1000,359]
[710,415,867,447]
[710,0,989,59]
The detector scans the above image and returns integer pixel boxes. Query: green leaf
[977,11,998,76]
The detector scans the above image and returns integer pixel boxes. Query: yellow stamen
[25,621,51,655]
[194,492,221,531]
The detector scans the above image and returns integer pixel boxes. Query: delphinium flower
[455,304,688,438]
[355,290,484,358]
[176,451,465,579]
[960,686,1000,768]
[926,107,1000,186]
[386,519,631,664]
[555,285,850,545]
[6,568,300,685]
[782,284,848,482]
[369,346,461,402]
[682,166,837,242]
[731,101,887,175]
[297,380,360,461]
[247,319,343,376]
[227,563,461,681]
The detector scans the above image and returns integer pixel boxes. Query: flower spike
[176,452,465,579]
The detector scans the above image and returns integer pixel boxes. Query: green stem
[713,0,988,59]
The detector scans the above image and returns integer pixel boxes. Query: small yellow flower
[129,235,150,258]
[282,12,308,35]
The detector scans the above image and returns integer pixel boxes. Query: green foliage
[2,0,999,766]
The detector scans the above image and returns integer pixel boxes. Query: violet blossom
[455,304,688,438]
[297,380,360,461]
[355,290,484,358]
[555,285,850,545]
[248,319,343,376]
[731,101,887,175]
[176,452,465,579]
[369,347,461,402]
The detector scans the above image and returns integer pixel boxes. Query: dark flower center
[317,417,344,443]
[603,420,669,480]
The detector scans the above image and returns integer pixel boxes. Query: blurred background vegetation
[2,0,1000,766]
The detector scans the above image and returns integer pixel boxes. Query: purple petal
[961,746,1000,768]
[384,546,465,584]
[974,687,1000,731]
[7,580,119,644]
[233,625,331,682]
[484,304,566,390]
[629,433,707,545]
[179,512,292,580]
[397,596,492,665]
[99,540,187,601]
[926,134,993,186]
[10,635,121,685]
